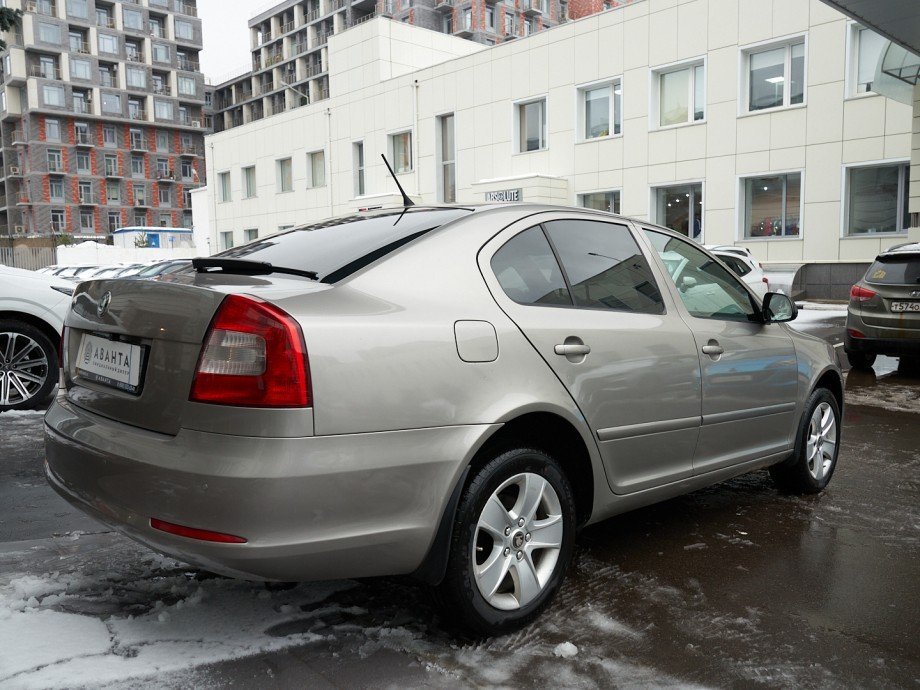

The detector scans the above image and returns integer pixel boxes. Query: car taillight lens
[850,285,876,302]
[847,328,866,339]
[189,294,310,407]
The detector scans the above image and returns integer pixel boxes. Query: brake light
[150,518,247,543]
[847,328,865,339]
[850,285,876,302]
[189,294,310,407]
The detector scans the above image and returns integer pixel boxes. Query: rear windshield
[866,256,920,285]
[215,208,471,283]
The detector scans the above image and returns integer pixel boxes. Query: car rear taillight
[189,294,310,408]
[150,518,247,543]
[847,328,865,339]
[850,285,876,302]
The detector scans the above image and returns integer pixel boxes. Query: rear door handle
[701,343,724,356]
[555,343,591,356]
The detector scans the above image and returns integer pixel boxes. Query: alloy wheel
[472,472,563,611]
[806,401,837,481]
[0,331,49,407]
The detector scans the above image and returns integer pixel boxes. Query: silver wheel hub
[472,472,563,611]
[806,401,837,481]
[0,331,49,407]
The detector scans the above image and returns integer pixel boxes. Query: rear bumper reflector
[150,518,247,544]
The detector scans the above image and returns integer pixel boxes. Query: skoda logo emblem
[97,291,112,317]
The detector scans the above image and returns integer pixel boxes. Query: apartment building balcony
[6,166,23,178]
[97,15,116,29]
[104,165,122,178]
[133,196,150,208]
[16,193,31,206]
[316,85,329,101]
[454,22,474,37]
[0,195,7,209]
[178,114,202,127]
[305,9,321,23]
[78,192,98,206]
[281,20,295,34]
[435,0,455,12]
[71,41,91,55]
[129,109,147,121]
[156,171,176,183]
[126,51,146,64]
[260,81,275,94]
[292,41,309,55]
[315,31,332,45]
[266,52,285,67]
[177,57,200,71]
[179,3,198,17]
[25,1,56,16]
[331,0,346,11]
[47,162,65,175]
[11,130,26,145]
[29,65,63,80]
[523,0,542,15]
[305,62,323,78]
[179,143,200,156]
[130,137,148,151]
[379,1,396,16]
[73,99,92,114]
[74,132,94,146]
[153,84,172,96]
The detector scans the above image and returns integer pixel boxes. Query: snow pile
[553,641,578,658]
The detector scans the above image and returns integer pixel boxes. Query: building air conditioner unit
[13,225,24,234]
[9,166,20,174]
[191,120,201,127]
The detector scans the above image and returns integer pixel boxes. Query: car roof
[880,242,920,257]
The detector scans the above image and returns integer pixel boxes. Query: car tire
[436,447,576,636]
[0,320,59,413]
[846,351,876,370]
[769,388,841,494]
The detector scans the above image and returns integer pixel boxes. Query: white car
[0,265,73,411]
[709,246,770,299]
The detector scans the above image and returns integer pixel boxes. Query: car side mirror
[762,292,797,323]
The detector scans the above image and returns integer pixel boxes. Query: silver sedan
[44,205,842,635]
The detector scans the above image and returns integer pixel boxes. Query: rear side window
[491,227,571,306]
[544,219,664,314]
[718,254,752,277]
[866,257,920,285]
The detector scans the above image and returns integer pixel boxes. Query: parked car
[55,265,102,281]
[0,265,73,411]
[845,242,920,369]
[126,259,192,279]
[45,205,842,635]
[709,247,770,299]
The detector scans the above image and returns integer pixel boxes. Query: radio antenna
[380,154,414,207]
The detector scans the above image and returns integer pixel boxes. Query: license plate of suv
[76,334,145,394]
[890,301,920,313]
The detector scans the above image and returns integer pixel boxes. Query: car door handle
[701,343,724,356]
[555,343,591,356]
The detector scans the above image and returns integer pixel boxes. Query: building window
[123,8,144,30]
[443,15,452,33]
[218,171,231,202]
[47,149,63,172]
[244,229,259,242]
[653,61,704,127]
[745,39,805,112]
[742,173,801,238]
[108,212,121,233]
[76,150,91,174]
[154,100,173,120]
[103,125,117,147]
[101,93,121,114]
[38,22,61,44]
[78,181,93,204]
[133,211,147,226]
[134,183,147,206]
[46,118,61,142]
[306,151,325,188]
[846,163,909,235]
[70,58,91,80]
[180,159,193,180]
[156,157,169,177]
[486,6,495,31]
[68,0,88,19]
[80,210,95,232]
[49,178,64,202]
[277,158,292,192]
[156,130,169,151]
[43,85,65,107]
[178,76,196,96]
[128,154,143,177]
[579,191,621,214]
[153,43,170,63]
[849,25,886,96]
[242,165,257,197]
[126,67,146,89]
[579,80,621,140]
[220,231,234,250]
[158,186,171,205]
[354,142,365,196]
[104,153,118,177]
[654,184,703,239]
[98,33,118,54]
[438,114,455,203]
[175,20,194,40]
[516,98,546,152]
[107,181,121,203]
[51,209,66,232]
[389,131,412,174]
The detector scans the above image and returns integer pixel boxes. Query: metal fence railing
[0,246,57,271]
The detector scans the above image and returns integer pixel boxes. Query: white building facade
[204,1,919,295]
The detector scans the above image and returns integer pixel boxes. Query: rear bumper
[44,397,497,581]
[844,334,920,357]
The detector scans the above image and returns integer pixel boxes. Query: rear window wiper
[192,257,318,281]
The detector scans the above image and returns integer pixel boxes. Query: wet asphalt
[0,311,918,689]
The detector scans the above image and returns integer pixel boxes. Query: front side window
[654,183,703,239]
[390,131,412,173]
[581,80,621,139]
[517,99,546,152]
[491,226,571,306]
[846,164,909,235]
[747,40,805,111]
[578,191,620,214]
[307,150,325,188]
[644,230,756,322]
[243,165,257,197]
[743,173,801,238]
[277,158,292,192]
[545,220,664,314]
[656,62,704,127]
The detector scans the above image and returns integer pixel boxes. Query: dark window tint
[866,256,920,285]
[718,254,752,277]
[544,219,664,314]
[491,226,571,306]
[645,229,756,321]
[216,208,471,283]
